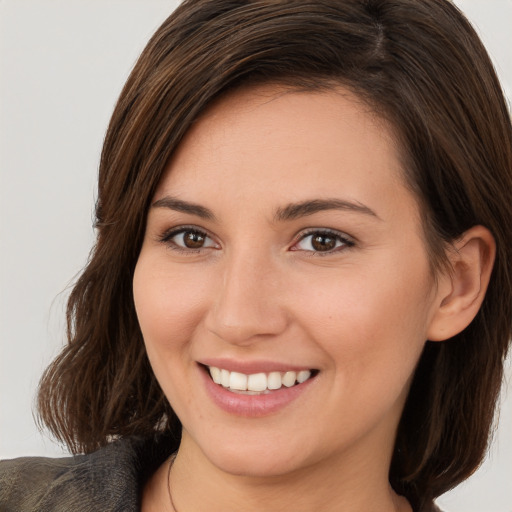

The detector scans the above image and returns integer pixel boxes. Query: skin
[134,85,493,512]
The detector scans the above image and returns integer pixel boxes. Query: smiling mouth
[204,365,319,394]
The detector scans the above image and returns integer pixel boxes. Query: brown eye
[311,234,336,251]
[293,230,353,254]
[163,228,218,251]
[183,231,206,249]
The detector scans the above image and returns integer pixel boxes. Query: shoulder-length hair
[38,0,512,509]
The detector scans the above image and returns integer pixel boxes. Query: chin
[195,432,312,478]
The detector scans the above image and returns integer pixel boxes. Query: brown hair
[38,0,512,508]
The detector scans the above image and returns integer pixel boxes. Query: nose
[204,250,289,345]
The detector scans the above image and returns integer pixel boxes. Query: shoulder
[1,453,83,511]
[0,435,175,512]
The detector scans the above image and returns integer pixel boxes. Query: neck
[163,433,411,512]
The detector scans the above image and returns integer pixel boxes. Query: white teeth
[297,370,311,383]
[220,369,230,388]
[267,371,282,390]
[207,366,314,393]
[229,371,248,391]
[282,371,297,387]
[247,373,267,392]
[210,366,222,384]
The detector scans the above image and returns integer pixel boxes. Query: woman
[1,0,511,511]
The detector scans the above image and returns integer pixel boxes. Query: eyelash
[159,225,218,254]
[291,228,355,256]
[158,226,355,256]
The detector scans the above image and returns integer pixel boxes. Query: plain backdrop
[1,1,511,510]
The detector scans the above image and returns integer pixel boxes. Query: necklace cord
[167,453,178,512]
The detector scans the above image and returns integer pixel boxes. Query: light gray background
[1,1,511,510]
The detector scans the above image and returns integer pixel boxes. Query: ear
[427,225,496,342]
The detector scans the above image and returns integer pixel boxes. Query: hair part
[38,1,512,508]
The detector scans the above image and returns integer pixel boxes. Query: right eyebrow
[151,196,216,221]
[273,198,379,222]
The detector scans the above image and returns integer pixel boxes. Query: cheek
[290,255,434,385]
[133,255,209,356]
[132,255,215,413]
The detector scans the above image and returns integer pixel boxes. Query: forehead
[155,84,415,224]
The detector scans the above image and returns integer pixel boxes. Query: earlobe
[427,225,496,342]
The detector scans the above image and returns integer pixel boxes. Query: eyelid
[290,228,355,254]
[158,225,220,251]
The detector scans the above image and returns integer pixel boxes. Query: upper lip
[199,358,316,374]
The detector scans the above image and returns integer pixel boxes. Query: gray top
[0,435,173,512]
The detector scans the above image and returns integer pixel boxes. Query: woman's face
[133,85,444,478]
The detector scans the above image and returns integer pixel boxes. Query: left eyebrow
[273,198,380,222]
[151,196,217,221]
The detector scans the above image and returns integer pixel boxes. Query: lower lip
[200,366,316,417]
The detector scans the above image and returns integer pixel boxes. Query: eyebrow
[274,198,379,222]
[152,196,216,221]
[151,196,379,223]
